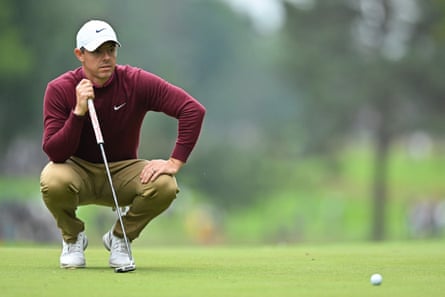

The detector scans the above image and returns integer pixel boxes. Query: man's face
[75,41,117,86]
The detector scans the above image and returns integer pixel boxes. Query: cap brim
[83,36,121,51]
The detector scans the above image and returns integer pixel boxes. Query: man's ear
[74,48,84,62]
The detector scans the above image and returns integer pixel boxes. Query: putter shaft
[87,99,135,269]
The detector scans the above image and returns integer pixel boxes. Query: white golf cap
[76,20,121,51]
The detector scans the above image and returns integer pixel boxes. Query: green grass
[1,241,444,297]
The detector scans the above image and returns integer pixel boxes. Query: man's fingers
[140,166,157,184]
[76,79,95,99]
[140,159,179,183]
[149,171,160,182]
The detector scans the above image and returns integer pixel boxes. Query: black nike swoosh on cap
[96,28,106,33]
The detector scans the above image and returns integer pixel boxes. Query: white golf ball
[370,273,383,285]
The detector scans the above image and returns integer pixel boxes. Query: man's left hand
[140,158,184,183]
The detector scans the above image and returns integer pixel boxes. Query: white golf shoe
[102,230,133,267]
[60,231,88,268]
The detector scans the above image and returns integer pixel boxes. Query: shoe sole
[60,264,86,269]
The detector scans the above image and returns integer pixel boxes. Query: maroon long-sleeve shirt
[42,65,205,163]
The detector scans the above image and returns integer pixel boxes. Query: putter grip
[87,99,104,144]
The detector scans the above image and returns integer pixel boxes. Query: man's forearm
[43,112,85,162]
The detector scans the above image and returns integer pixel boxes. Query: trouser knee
[144,175,179,204]
[132,175,179,213]
[115,175,179,240]
[40,162,80,208]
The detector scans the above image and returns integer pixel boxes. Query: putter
[87,99,136,273]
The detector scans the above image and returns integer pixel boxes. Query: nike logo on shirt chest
[113,102,127,111]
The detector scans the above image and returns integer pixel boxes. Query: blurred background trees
[280,0,445,240]
[0,0,444,244]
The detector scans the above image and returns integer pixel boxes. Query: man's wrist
[169,157,184,170]
[73,108,87,116]
[72,110,86,118]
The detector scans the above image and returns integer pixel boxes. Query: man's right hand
[74,79,94,116]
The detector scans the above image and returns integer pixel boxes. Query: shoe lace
[112,235,129,254]
[64,234,84,254]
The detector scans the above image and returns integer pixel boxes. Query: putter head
[114,262,136,273]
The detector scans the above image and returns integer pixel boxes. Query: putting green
[1,241,443,297]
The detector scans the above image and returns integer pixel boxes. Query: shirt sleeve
[138,70,206,162]
[42,83,86,162]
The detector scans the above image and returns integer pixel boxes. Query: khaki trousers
[40,157,179,243]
